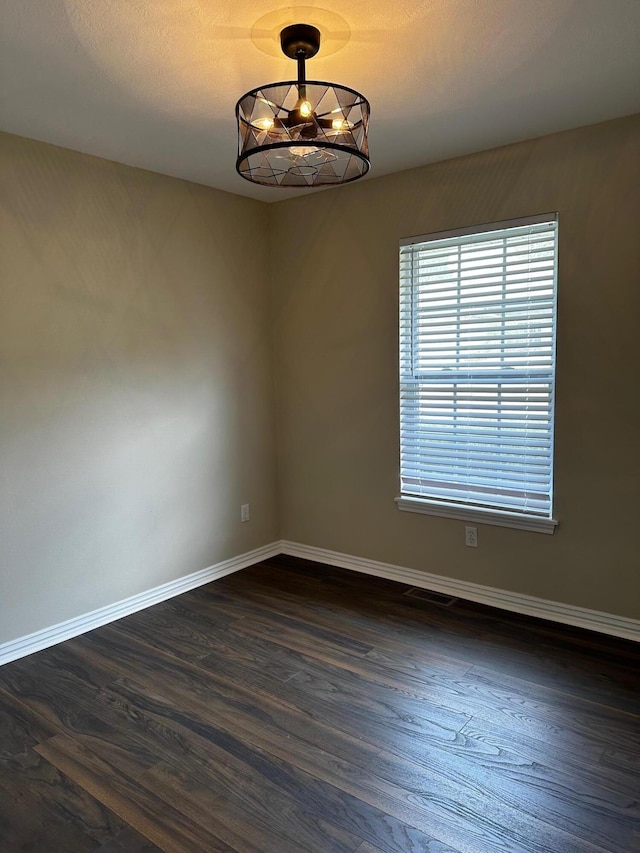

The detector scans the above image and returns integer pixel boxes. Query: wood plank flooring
[1,555,639,852]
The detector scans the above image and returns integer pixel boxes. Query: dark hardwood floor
[1,555,639,852]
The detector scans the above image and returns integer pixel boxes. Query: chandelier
[235,24,370,187]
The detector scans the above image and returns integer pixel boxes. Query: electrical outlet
[464,525,478,547]
[241,504,250,523]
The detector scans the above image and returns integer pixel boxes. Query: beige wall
[2,116,639,647]
[271,115,640,620]
[0,133,278,645]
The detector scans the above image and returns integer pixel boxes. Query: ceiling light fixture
[235,23,370,188]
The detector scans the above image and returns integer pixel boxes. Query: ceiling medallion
[235,23,370,188]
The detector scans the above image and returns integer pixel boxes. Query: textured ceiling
[1,1,639,201]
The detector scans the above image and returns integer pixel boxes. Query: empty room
[1,2,639,851]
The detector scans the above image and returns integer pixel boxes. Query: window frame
[396,214,559,534]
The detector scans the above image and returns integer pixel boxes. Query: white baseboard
[279,541,640,643]
[0,542,281,666]
[3,538,637,666]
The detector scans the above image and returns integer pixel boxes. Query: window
[397,214,558,533]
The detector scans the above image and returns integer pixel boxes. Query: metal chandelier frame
[235,24,371,188]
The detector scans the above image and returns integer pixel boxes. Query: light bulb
[252,117,274,131]
[331,118,347,131]
[290,146,318,157]
[299,100,313,118]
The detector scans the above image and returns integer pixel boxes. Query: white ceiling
[2,1,639,202]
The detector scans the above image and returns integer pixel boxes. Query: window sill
[395,496,558,534]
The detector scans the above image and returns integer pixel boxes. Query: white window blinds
[399,215,558,518]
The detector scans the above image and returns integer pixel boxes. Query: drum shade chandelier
[235,24,370,187]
